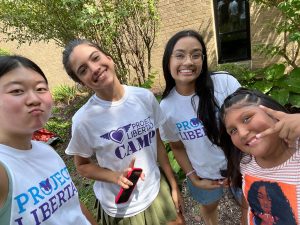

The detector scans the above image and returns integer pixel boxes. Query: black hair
[248,181,297,225]
[162,29,220,145]
[62,39,111,84]
[219,87,289,188]
[0,55,48,83]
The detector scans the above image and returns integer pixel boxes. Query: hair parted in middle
[162,29,221,146]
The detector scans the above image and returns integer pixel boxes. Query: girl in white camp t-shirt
[159,29,241,225]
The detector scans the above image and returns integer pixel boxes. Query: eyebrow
[225,109,255,128]
[76,50,99,75]
[3,80,47,88]
[173,48,203,52]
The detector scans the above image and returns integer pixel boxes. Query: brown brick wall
[250,2,282,68]
[1,1,298,92]
[151,0,300,92]
[0,35,74,90]
[152,0,217,92]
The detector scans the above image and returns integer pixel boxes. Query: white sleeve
[159,116,181,142]
[227,74,241,94]
[212,73,241,104]
[65,120,93,158]
[149,92,167,129]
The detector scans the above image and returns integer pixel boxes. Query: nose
[26,90,41,106]
[183,55,193,64]
[238,126,249,140]
[89,62,100,75]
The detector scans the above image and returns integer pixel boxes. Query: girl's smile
[69,44,124,101]
[70,44,115,89]
[169,36,203,92]
[224,105,290,167]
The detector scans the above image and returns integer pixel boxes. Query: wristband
[186,169,196,177]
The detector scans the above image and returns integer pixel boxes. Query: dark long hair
[248,181,297,225]
[0,55,48,83]
[219,87,289,188]
[162,29,220,145]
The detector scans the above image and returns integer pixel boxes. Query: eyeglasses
[171,52,205,63]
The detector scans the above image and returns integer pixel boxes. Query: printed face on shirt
[224,105,281,160]
[169,36,203,87]
[0,67,52,136]
[69,44,117,93]
[257,185,272,214]
[246,177,298,225]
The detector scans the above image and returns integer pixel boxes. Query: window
[213,0,251,63]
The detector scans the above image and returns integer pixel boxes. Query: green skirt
[95,174,177,225]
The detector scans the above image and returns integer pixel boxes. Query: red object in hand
[115,168,143,204]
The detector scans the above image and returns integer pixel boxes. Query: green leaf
[246,71,257,80]
[250,81,273,93]
[264,64,285,81]
[289,67,300,79]
[289,93,300,108]
[167,151,181,173]
[276,68,300,93]
[269,89,289,105]
[276,78,300,93]
[289,32,300,42]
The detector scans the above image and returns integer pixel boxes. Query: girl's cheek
[231,136,237,144]
[232,137,242,148]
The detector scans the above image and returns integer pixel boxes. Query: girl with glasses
[159,29,241,225]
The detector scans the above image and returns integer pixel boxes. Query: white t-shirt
[66,85,163,217]
[0,141,91,225]
[160,73,240,179]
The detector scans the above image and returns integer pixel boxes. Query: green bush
[45,117,71,141]
[216,63,300,107]
[52,84,77,103]
[216,63,256,87]
[0,48,10,56]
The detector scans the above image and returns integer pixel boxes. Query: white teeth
[247,137,258,146]
[180,69,192,72]
[93,71,104,82]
